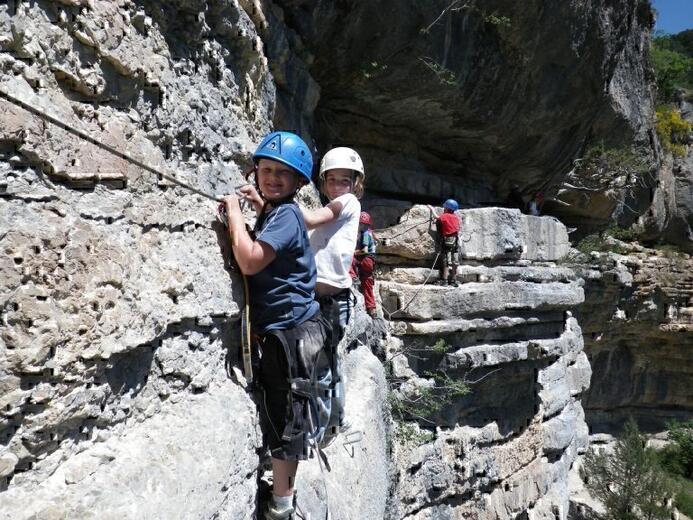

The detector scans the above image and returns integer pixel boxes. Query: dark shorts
[257,312,331,460]
[443,247,460,267]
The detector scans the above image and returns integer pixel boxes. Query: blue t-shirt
[250,202,320,334]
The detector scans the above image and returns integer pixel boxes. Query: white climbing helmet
[319,147,365,177]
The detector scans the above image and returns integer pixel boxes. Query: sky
[652,0,693,34]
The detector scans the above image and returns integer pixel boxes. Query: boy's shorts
[258,312,331,460]
[443,248,460,267]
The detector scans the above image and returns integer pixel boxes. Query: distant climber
[528,192,544,216]
[432,199,461,287]
[221,131,333,520]
[504,184,526,212]
[351,211,378,317]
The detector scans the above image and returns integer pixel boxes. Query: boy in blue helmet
[432,199,461,287]
[222,131,331,520]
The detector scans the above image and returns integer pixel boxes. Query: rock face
[638,99,693,253]
[376,205,570,263]
[0,2,387,519]
[273,0,655,214]
[573,247,693,433]
[377,206,591,519]
[0,1,673,519]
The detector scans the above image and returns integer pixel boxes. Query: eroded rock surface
[573,247,693,432]
[274,0,655,220]
[0,2,387,519]
[377,206,591,519]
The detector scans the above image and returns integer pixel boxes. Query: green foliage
[655,106,692,157]
[668,421,693,479]
[431,338,452,354]
[484,13,511,28]
[580,419,674,520]
[573,223,642,256]
[652,38,693,101]
[419,57,458,87]
[395,422,436,447]
[606,222,642,243]
[389,370,469,421]
[575,143,650,182]
[653,421,693,515]
[389,338,470,423]
[574,233,629,256]
[574,234,607,256]
[675,482,693,518]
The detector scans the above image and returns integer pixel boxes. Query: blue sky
[652,0,693,34]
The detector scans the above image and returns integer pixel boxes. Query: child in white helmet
[301,147,365,334]
[300,147,365,443]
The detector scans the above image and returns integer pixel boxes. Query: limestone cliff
[272,0,656,220]
[376,206,589,519]
[571,245,693,433]
[0,1,682,519]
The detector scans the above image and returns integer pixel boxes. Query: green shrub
[674,478,693,517]
[389,370,469,422]
[580,419,674,520]
[605,222,642,243]
[575,143,650,182]
[653,421,693,516]
[669,421,693,479]
[574,233,629,256]
[656,106,692,157]
[395,422,436,447]
[651,37,693,101]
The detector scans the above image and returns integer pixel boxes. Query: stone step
[376,206,570,262]
[380,280,584,321]
[441,317,583,369]
[379,265,578,285]
[390,311,567,336]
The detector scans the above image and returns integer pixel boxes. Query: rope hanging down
[0,89,223,203]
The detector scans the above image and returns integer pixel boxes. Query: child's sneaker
[436,279,448,286]
[448,279,459,287]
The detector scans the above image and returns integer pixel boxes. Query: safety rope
[384,250,441,320]
[2,88,262,378]
[0,88,223,202]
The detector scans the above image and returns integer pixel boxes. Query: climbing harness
[0,89,223,202]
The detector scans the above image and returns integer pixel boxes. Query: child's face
[323,169,354,200]
[256,158,302,201]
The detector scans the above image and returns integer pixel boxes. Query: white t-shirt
[309,193,361,290]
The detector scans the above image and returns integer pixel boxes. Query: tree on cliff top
[652,30,693,101]
[580,419,674,520]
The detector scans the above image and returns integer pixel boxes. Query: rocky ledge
[375,206,590,519]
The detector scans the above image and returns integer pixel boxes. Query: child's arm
[224,195,276,275]
[301,199,345,230]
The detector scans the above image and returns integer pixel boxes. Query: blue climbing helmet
[253,131,313,182]
[443,199,459,211]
